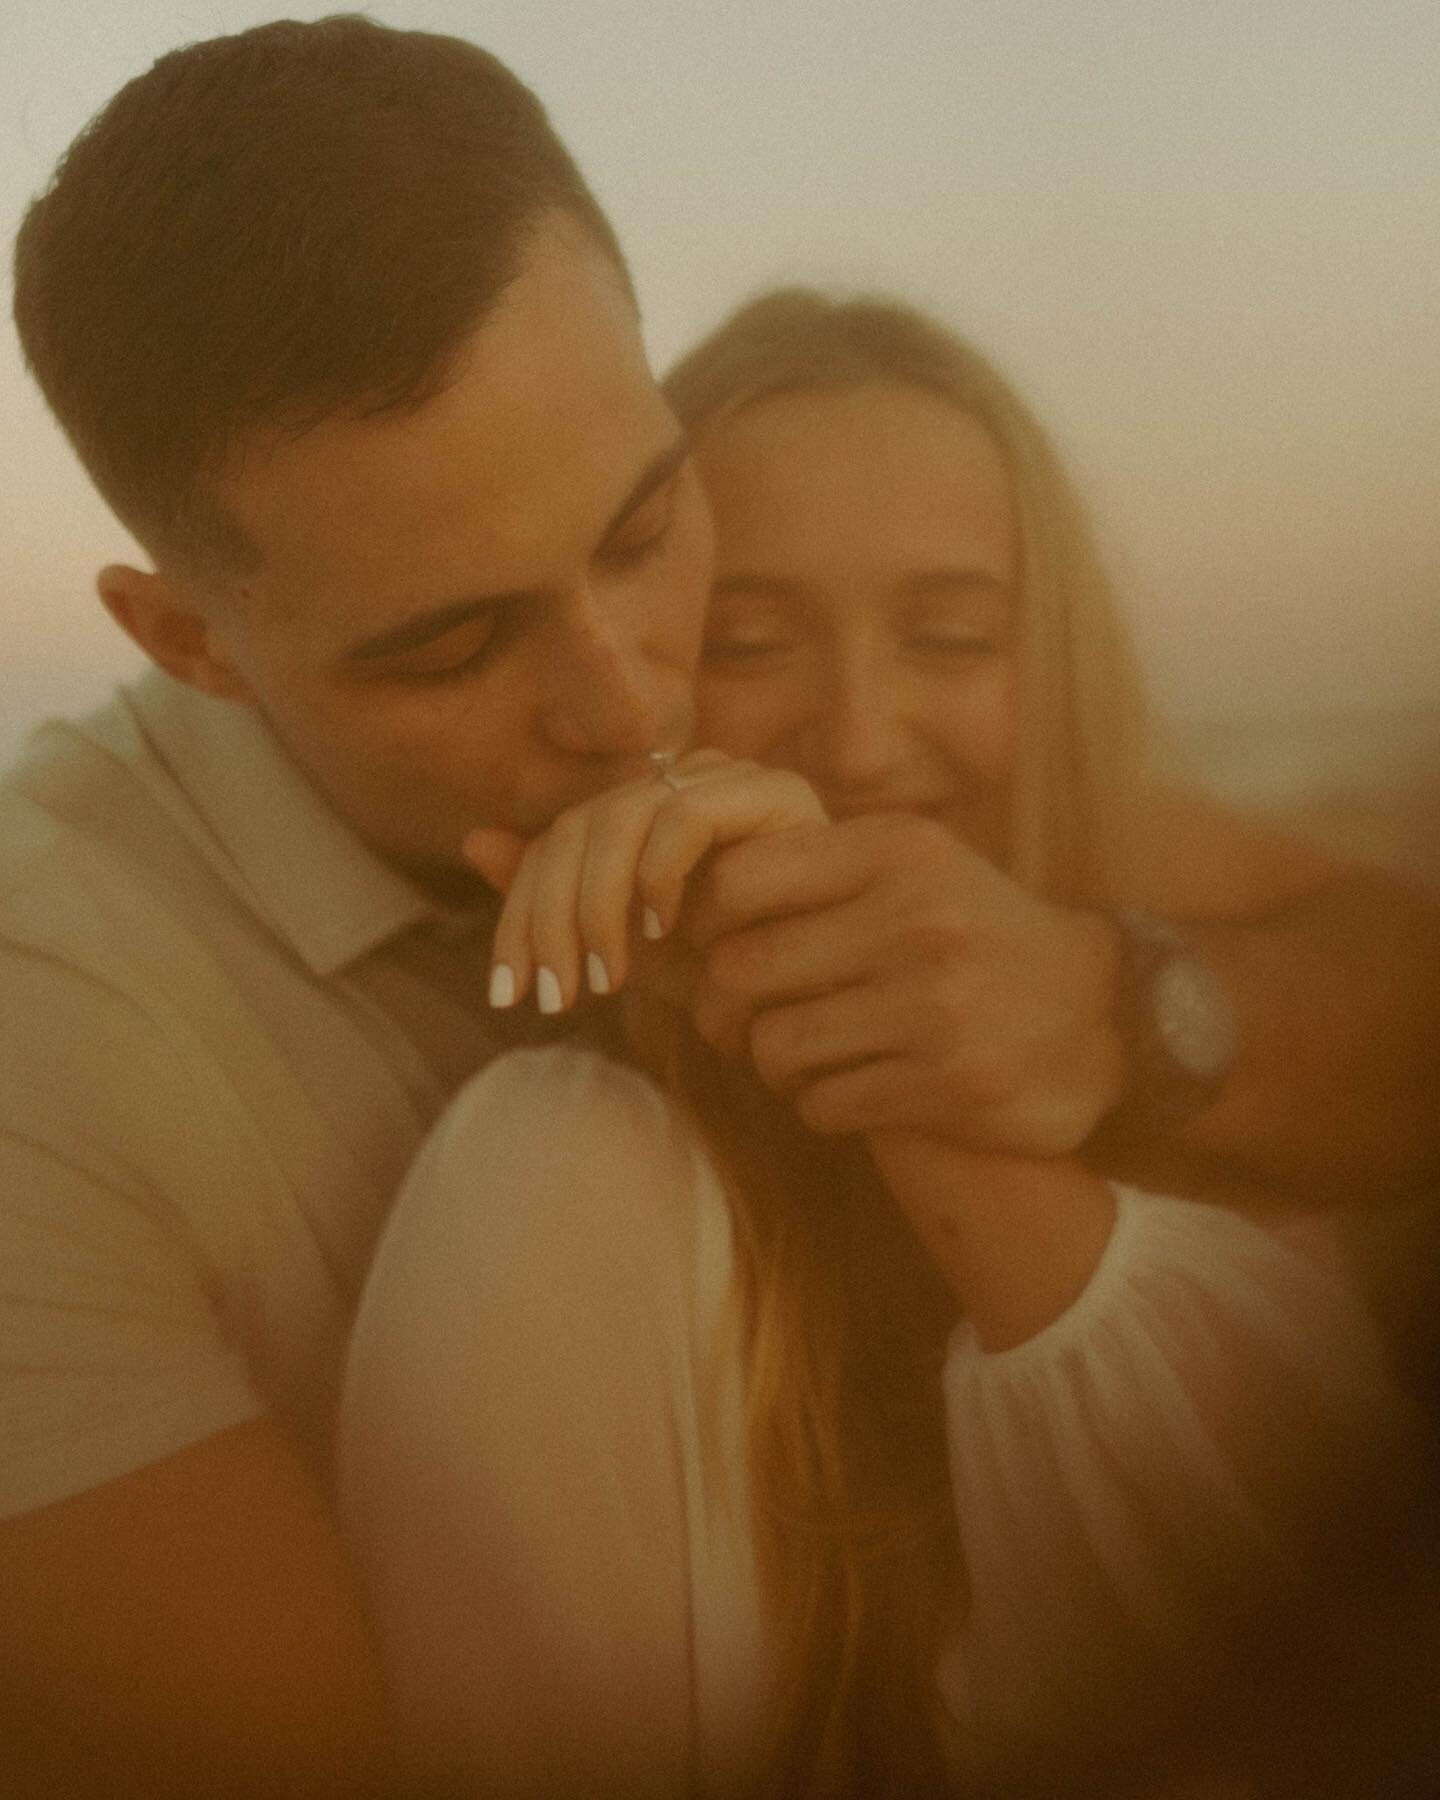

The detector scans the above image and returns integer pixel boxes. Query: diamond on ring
[649,748,683,790]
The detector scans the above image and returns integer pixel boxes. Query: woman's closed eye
[701,602,799,665]
[701,626,798,664]
[904,592,1010,661]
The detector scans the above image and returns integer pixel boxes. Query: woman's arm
[868,1134,1116,1352]
[929,1186,1436,1788]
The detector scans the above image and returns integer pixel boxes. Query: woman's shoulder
[419,1040,711,1209]
[371,1040,731,1321]
[449,1038,683,1128]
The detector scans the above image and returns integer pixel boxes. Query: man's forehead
[213,236,674,630]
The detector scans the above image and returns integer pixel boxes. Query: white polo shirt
[0,669,533,1518]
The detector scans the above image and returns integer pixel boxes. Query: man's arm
[0,1419,393,1799]
[1122,787,1440,1204]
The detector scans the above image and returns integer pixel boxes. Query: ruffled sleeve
[936,1188,1422,1780]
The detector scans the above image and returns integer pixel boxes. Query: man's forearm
[1106,870,1440,1206]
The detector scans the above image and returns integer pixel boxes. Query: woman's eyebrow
[708,574,804,602]
[708,567,1011,604]
[898,567,1013,599]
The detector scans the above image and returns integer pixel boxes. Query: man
[2,14,1436,1797]
[2,18,710,1794]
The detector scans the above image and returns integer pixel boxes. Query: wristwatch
[1084,908,1238,1156]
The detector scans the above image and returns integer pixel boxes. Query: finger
[682,821,878,948]
[793,1054,1042,1149]
[686,812,969,949]
[573,753,728,962]
[487,831,550,1008]
[462,825,529,895]
[791,1056,933,1138]
[571,783,675,995]
[687,898,873,1058]
[519,801,644,1013]
[699,887,898,1018]
[744,982,917,1096]
[636,764,827,938]
[490,763,734,1010]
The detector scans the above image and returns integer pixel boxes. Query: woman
[339,292,1420,1797]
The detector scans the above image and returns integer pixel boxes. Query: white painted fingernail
[586,951,610,995]
[536,966,564,1014]
[489,964,516,1008]
[642,907,664,941]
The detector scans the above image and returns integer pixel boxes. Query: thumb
[462,824,529,894]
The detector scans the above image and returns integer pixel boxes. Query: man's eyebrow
[598,432,691,544]
[342,433,692,665]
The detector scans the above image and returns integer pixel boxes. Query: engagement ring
[649,748,684,790]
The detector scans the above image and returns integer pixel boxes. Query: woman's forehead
[695,382,1018,579]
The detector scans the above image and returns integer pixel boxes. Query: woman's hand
[464,752,827,1014]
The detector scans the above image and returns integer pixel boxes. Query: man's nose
[537,592,671,758]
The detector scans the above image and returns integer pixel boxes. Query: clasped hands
[465,753,1124,1158]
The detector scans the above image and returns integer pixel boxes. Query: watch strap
[1083,907,1237,1159]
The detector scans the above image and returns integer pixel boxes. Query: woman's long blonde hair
[637,289,1155,1791]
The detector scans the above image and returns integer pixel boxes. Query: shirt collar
[101,669,472,977]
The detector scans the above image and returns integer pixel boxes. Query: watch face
[1152,956,1238,1079]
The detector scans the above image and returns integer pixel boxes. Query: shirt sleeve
[935,1186,1426,1781]
[0,947,261,1519]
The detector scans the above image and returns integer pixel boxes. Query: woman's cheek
[951,660,1019,786]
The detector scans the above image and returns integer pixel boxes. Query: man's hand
[684,812,1126,1154]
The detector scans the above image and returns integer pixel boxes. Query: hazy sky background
[3,0,1438,767]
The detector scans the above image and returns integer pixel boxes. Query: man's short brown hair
[12,14,628,579]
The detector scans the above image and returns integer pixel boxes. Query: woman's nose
[809,662,906,791]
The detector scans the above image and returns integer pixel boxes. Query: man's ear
[97,564,254,702]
